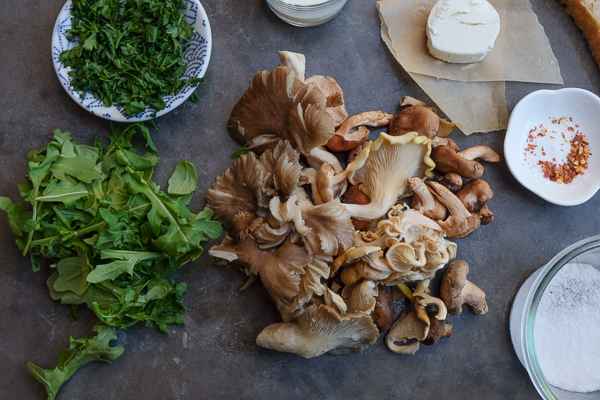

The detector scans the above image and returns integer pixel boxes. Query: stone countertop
[1,0,599,399]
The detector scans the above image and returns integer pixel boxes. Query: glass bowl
[510,236,600,399]
[266,0,347,27]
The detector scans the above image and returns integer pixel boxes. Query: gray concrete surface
[1,0,599,399]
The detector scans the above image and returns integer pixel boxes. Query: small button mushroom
[421,312,453,346]
[389,105,440,140]
[440,260,488,316]
[431,145,484,180]
[373,287,395,333]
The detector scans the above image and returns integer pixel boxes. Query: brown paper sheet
[377,0,563,84]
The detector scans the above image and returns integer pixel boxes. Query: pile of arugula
[60,0,204,116]
[0,123,221,399]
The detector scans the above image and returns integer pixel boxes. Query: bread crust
[558,0,600,68]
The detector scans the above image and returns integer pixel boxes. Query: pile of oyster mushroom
[207,51,495,358]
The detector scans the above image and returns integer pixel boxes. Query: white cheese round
[426,0,501,64]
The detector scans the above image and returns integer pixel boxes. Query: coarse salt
[534,262,600,393]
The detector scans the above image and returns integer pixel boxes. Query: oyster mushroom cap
[305,75,348,127]
[279,50,306,81]
[256,304,379,358]
[206,153,268,235]
[345,280,378,313]
[259,140,303,199]
[228,66,308,153]
[209,238,314,321]
[385,310,430,354]
[441,260,489,316]
[343,132,435,220]
[228,64,338,173]
[385,240,426,272]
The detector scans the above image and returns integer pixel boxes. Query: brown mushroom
[440,260,488,316]
[327,111,394,152]
[428,181,481,239]
[421,312,452,346]
[458,145,500,162]
[373,287,394,333]
[386,310,430,354]
[398,97,455,137]
[389,106,440,140]
[431,173,462,193]
[432,137,460,151]
[341,185,372,230]
[456,179,493,212]
[408,177,447,221]
[431,146,484,180]
[475,203,494,225]
[346,143,367,165]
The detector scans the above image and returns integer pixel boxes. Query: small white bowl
[51,0,211,122]
[504,88,600,206]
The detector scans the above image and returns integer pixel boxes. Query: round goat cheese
[426,0,500,64]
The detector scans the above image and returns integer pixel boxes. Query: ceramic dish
[266,0,347,27]
[51,0,211,122]
[504,88,600,206]
[510,236,600,399]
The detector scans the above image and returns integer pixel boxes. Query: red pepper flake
[524,118,591,184]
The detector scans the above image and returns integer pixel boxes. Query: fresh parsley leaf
[59,0,204,116]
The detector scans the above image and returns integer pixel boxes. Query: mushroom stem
[428,181,471,218]
[458,145,500,162]
[307,146,344,173]
[317,164,349,203]
[461,280,489,315]
[409,177,447,221]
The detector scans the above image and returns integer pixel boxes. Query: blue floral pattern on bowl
[51,0,211,122]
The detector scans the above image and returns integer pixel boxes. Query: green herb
[28,324,124,400]
[231,147,257,159]
[59,0,204,116]
[0,123,221,399]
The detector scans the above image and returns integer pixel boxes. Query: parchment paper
[377,0,563,84]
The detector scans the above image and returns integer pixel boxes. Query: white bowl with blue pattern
[52,0,211,121]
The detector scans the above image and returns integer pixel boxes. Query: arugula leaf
[28,324,124,400]
[167,161,198,196]
[1,123,222,399]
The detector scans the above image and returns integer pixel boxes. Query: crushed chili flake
[524,118,591,184]
[537,133,590,184]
